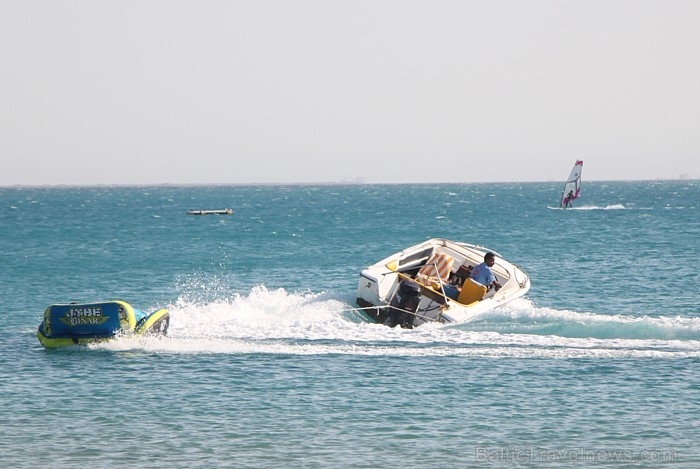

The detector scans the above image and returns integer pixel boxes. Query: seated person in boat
[442,264,473,301]
[449,264,472,287]
[470,252,502,291]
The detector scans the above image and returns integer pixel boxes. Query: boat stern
[357,270,382,307]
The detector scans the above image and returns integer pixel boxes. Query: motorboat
[186,209,234,215]
[356,238,530,327]
[37,300,170,348]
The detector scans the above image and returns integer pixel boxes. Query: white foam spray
[92,286,700,358]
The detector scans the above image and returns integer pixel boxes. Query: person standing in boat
[470,252,502,291]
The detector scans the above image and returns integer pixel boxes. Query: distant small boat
[186,209,234,215]
[37,300,169,348]
[559,159,583,209]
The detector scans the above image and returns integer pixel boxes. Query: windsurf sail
[560,159,583,208]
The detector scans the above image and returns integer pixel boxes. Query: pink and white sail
[560,160,583,208]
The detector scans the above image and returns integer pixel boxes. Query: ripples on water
[1,181,698,466]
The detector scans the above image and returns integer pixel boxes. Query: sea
[1,181,698,468]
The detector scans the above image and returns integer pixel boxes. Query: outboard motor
[384,279,422,328]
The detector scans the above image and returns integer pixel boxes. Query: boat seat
[415,251,454,289]
[458,278,487,305]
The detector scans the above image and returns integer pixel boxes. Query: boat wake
[460,299,700,340]
[547,204,626,210]
[90,286,700,358]
[572,204,627,210]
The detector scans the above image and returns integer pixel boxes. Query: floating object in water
[37,300,169,348]
[186,209,234,215]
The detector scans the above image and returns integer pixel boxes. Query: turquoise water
[1,181,698,467]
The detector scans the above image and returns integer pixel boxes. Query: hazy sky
[2,0,699,185]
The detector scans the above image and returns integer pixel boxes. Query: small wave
[546,204,627,211]
[461,299,700,340]
[94,334,700,359]
[572,204,626,210]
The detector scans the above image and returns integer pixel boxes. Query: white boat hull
[186,209,234,215]
[356,238,530,327]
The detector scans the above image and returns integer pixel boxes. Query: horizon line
[1,177,697,189]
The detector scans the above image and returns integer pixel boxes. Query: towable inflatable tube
[37,300,170,348]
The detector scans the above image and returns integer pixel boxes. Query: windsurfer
[564,190,574,208]
[559,160,583,209]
